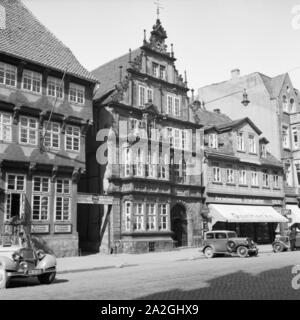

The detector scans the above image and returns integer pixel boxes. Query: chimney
[213,109,221,114]
[231,68,240,80]
[0,5,6,30]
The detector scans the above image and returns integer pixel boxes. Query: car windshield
[228,232,237,238]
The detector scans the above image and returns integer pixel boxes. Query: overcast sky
[23,0,300,92]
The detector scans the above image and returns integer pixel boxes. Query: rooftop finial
[154,0,163,20]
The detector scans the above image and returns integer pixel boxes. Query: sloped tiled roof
[217,117,262,134]
[0,0,97,83]
[193,107,232,129]
[92,49,141,100]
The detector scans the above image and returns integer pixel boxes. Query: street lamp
[200,88,250,108]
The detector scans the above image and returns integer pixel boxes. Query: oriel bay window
[0,112,12,142]
[133,148,144,176]
[292,127,299,149]
[32,177,50,221]
[55,179,71,221]
[65,125,80,152]
[133,203,144,231]
[239,168,247,185]
[0,62,17,87]
[226,166,234,184]
[158,204,168,231]
[146,203,156,231]
[282,126,290,149]
[273,172,279,188]
[19,116,38,145]
[124,201,131,231]
[262,170,269,187]
[22,69,42,93]
[43,122,61,149]
[251,169,259,186]
[145,150,156,178]
[212,162,221,183]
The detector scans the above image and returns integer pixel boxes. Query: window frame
[69,82,85,105]
[32,176,50,221]
[0,62,17,87]
[22,69,42,94]
[54,179,71,222]
[19,116,38,146]
[0,112,12,142]
[47,76,64,99]
[65,125,80,153]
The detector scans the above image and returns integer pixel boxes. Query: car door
[214,232,228,252]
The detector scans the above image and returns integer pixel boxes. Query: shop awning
[286,205,300,226]
[209,204,288,224]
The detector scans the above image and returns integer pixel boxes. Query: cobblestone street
[1,249,300,300]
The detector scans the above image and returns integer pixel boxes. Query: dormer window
[208,133,218,149]
[249,134,256,153]
[261,144,267,158]
[237,132,245,151]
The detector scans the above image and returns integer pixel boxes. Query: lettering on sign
[54,224,72,234]
[31,224,50,234]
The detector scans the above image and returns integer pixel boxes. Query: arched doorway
[171,204,187,247]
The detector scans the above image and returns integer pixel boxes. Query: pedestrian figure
[289,226,297,251]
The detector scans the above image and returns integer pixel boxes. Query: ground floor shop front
[206,203,288,244]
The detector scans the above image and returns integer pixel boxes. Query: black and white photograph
[0,0,300,308]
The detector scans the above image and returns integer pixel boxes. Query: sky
[23,0,300,92]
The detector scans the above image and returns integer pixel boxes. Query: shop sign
[77,193,113,205]
[31,224,50,234]
[54,224,72,234]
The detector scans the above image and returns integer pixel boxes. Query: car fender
[36,254,56,270]
[0,256,17,271]
[202,244,216,253]
[273,240,289,249]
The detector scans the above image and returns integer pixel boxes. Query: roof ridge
[92,48,140,73]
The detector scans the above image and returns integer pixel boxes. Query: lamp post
[200,88,250,108]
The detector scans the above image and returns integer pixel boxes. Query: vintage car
[201,230,258,258]
[272,233,300,252]
[0,233,56,289]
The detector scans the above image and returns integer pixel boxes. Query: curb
[57,263,138,275]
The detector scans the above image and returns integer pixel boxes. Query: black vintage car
[200,230,258,258]
[272,233,300,252]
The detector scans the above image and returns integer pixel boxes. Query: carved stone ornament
[72,167,82,183]
[129,53,143,72]
[51,166,58,182]
[111,76,130,102]
[13,106,21,125]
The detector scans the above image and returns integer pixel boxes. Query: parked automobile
[272,234,300,252]
[201,230,258,258]
[0,230,56,289]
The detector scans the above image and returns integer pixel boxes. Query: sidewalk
[56,245,274,274]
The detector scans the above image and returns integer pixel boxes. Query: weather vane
[154,0,163,19]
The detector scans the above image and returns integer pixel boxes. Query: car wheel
[37,272,56,285]
[273,243,284,253]
[204,247,214,258]
[237,246,248,258]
